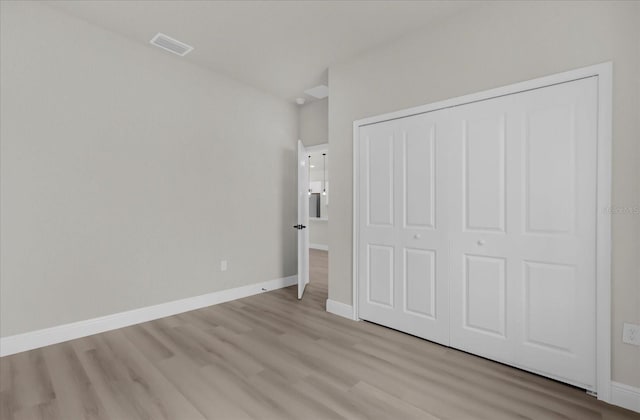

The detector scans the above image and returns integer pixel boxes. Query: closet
[356,75,600,390]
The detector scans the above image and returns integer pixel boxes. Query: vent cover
[150,33,194,56]
[304,85,329,99]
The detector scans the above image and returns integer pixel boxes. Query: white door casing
[353,63,612,400]
[297,140,310,299]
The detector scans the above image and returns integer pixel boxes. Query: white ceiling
[47,1,474,102]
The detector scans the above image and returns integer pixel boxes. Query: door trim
[352,62,612,402]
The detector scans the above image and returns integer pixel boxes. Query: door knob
[414,234,422,239]
[477,240,486,246]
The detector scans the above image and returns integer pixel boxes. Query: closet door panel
[358,111,449,346]
[514,77,597,388]
[394,113,449,344]
[448,95,519,362]
[358,120,397,324]
[449,77,597,388]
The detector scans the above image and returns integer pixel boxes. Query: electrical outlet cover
[622,323,640,346]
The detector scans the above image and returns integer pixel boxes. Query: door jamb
[351,62,612,402]
[306,143,329,153]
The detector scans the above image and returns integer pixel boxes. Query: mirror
[309,193,321,218]
[307,147,328,220]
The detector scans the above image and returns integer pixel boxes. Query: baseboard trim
[0,275,297,357]
[611,382,640,413]
[326,299,356,320]
[310,243,328,251]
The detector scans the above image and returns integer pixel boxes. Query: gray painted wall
[309,219,329,249]
[300,99,329,248]
[328,1,640,387]
[0,2,298,337]
[299,98,328,147]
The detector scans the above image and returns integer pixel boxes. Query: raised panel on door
[464,255,506,337]
[403,248,436,318]
[464,114,506,233]
[367,244,394,308]
[366,125,394,227]
[525,104,575,234]
[523,261,575,353]
[404,122,435,229]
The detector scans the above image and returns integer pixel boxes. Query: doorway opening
[296,142,329,299]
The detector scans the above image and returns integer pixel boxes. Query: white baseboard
[611,382,640,413]
[310,243,328,251]
[326,299,356,320]
[0,275,297,357]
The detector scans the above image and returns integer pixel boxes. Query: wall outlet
[622,323,640,346]
[220,260,228,272]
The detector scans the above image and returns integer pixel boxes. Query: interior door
[296,140,310,299]
[448,77,598,388]
[358,112,449,345]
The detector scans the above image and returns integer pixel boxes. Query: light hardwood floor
[1,249,637,419]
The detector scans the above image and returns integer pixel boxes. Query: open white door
[296,140,310,299]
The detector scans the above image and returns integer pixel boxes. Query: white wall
[299,98,328,146]
[328,1,640,387]
[309,219,328,249]
[0,2,298,337]
[300,99,329,249]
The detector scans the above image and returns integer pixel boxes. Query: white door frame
[352,62,612,402]
[306,143,329,153]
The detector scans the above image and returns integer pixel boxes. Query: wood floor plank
[247,368,346,420]
[4,350,56,413]
[104,331,206,420]
[292,374,372,420]
[0,390,15,420]
[349,381,441,420]
[121,324,174,362]
[208,325,311,383]
[156,355,251,420]
[42,342,108,420]
[1,249,638,420]
[73,344,143,420]
[0,357,12,393]
[13,399,61,420]
[198,362,290,420]
[174,323,265,378]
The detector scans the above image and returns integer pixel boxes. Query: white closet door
[448,77,598,388]
[358,112,449,345]
[446,93,518,363]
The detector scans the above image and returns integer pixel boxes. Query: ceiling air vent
[304,85,329,99]
[150,33,194,57]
